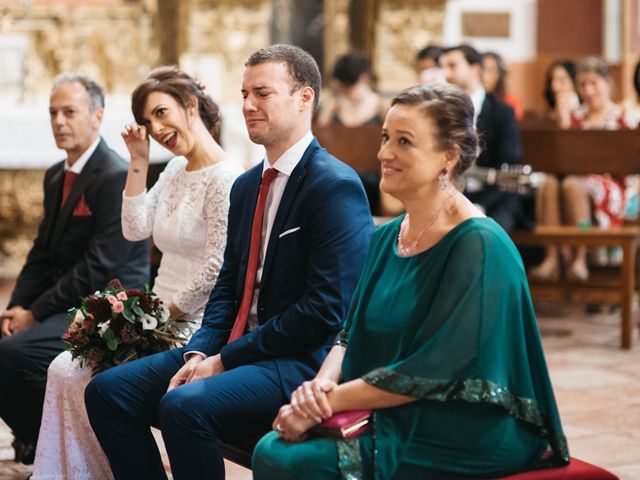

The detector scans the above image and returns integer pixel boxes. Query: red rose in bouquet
[63,279,190,373]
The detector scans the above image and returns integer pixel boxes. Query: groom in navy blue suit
[86,44,374,479]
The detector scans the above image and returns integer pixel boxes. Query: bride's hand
[122,123,150,162]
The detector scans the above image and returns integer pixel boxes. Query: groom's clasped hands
[167,354,226,392]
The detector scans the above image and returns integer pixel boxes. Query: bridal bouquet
[63,279,189,373]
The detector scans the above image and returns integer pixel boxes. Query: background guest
[316,52,389,127]
[543,59,581,128]
[622,56,640,122]
[316,52,393,215]
[441,44,529,233]
[415,44,445,85]
[531,57,638,282]
[482,51,523,120]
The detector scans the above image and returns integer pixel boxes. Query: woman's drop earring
[439,169,448,191]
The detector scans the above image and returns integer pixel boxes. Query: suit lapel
[49,140,104,249]
[477,96,489,133]
[260,140,318,283]
[43,165,65,246]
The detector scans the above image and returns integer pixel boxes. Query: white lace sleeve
[121,158,183,241]
[172,166,239,314]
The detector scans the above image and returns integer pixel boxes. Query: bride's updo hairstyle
[391,83,479,184]
[131,66,222,142]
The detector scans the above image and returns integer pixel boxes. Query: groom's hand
[167,355,204,392]
[185,354,225,384]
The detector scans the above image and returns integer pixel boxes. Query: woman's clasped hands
[272,378,338,442]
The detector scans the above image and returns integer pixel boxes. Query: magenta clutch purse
[311,409,372,440]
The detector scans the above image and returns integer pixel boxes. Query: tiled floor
[0,279,639,479]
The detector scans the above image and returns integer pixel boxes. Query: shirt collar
[262,131,313,177]
[64,136,101,174]
[470,87,486,123]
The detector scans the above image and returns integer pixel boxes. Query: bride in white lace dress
[32,67,243,479]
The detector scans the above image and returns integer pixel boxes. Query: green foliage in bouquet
[63,279,190,373]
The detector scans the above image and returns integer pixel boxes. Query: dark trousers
[0,312,69,443]
[85,348,286,480]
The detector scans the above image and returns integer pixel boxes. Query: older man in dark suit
[442,44,531,232]
[0,73,150,463]
[86,45,374,480]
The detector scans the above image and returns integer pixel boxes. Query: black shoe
[19,442,35,465]
[12,438,24,462]
[12,438,35,465]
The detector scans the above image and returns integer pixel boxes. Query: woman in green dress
[252,83,569,479]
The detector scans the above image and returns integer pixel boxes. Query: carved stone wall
[182,0,271,100]
[0,170,44,280]
[374,0,446,93]
[323,0,351,78]
[0,2,157,96]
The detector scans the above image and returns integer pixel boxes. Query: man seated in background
[441,44,532,232]
[416,44,445,85]
[0,73,150,463]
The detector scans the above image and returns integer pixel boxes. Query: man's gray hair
[52,73,105,111]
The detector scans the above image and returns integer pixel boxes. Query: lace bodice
[122,157,242,323]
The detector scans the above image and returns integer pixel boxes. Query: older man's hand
[0,307,36,336]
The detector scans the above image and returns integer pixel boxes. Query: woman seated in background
[531,57,638,282]
[317,52,399,216]
[252,83,568,480]
[482,51,523,120]
[316,52,389,127]
[542,59,581,128]
[622,57,640,121]
[32,66,243,479]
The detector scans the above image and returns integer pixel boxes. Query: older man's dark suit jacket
[468,94,532,232]
[0,138,149,445]
[8,138,150,318]
[187,138,374,395]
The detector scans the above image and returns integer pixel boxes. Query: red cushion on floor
[498,457,618,480]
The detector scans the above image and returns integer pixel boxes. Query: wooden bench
[511,226,640,349]
[519,129,640,349]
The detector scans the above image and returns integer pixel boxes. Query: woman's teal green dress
[253,217,569,480]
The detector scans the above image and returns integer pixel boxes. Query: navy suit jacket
[187,138,374,395]
[8,138,150,320]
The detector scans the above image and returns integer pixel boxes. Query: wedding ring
[305,392,314,398]
[276,423,284,432]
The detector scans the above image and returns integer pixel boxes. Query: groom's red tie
[228,168,279,343]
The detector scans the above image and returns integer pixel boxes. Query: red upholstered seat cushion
[498,457,618,480]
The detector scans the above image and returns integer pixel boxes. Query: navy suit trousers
[85,348,286,480]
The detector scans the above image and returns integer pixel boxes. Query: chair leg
[621,239,635,349]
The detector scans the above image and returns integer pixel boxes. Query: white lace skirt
[31,351,114,480]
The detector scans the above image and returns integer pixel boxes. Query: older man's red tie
[227,168,279,343]
[61,171,79,208]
